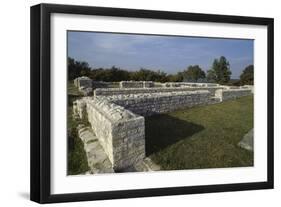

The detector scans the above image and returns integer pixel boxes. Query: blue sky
[68,31,253,79]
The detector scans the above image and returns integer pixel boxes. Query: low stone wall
[120,81,143,88]
[73,99,87,119]
[73,78,254,173]
[240,85,254,93]
[104,90,211,116]
[75,97,145,171]
[74,76,92,89]
[215,88,252,101]
[143,81,154,88]
[77,124,114,174]
[163,82,219,87]
[95,86,223,97]
[120,81,154,88]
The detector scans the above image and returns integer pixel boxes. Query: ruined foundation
[106,90,212,116]
[94,86,224,97]
[73,79,253,173]
[74,97,145,171]
[215,88,252,101]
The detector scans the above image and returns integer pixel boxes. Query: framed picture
[30,3,274,203]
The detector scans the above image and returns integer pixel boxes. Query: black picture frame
[30,3,274,204]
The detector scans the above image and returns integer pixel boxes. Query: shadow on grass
[145,114,204,156]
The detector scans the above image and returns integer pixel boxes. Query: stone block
[215,88,252,101]
[80,97,146,171]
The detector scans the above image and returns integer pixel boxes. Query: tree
[89,66,130,81]
[206,56,232,84]
[240,65,254,85]
[206,69,216,83]
[68,57,91,80]
[129,68,168,82]
[167,72,184,82]
[182,65,206,82]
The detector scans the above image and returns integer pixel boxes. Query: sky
[68,31,254,79]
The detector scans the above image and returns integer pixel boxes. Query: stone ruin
[119,81,154,88]
[72,79,253,173]
[74,76,93,96]
[162,82,219,88]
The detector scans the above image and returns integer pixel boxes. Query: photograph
[67,31,254,175]
[30,3,273,203]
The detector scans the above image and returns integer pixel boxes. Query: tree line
[68,56,253,85]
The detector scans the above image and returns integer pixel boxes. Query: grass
[67,81,89,175]
[146,95,254,170]
[67,124,89,175]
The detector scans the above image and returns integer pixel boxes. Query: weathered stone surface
[215,88,252,101]
[120,81,154,88]
[77,125,114,174]
[120,81,143,88]
[240,85,254,93]
[163,82,219,88]
[73,76,94,96]
[77,97,146,171]
[143,81,154,88]
[80,87,93,96]
[238,129,254,151]
[74,76,92,89]
[94,86,223,97]
[73,98,88,119]
[105,90,212,116]
[73,78,254,173]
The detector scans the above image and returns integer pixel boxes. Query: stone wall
[215,88,252,101]
[119,81,154,88]
[75,97,145,171]
[77,124,114,174]
[95,86,223,97]
[74,76,92,89]
[240,85,254,93]
[73,78,254,172]
[73,98,87,119]
[143,81,154,88]
[163,82,219,87]
[105,90,211,116]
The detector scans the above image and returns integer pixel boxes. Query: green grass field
[146,95,254,170]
